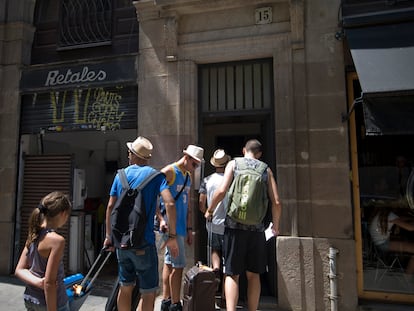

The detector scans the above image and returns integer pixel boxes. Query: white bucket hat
[210,149,231,167]
[126,136,153,160]
[183,145,204,163]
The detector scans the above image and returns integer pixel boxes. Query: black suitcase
[64,248,112,311]
[105,277,140,311]
[182,263,217,311]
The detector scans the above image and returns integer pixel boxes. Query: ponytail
[25,191,71,247]
[25,207,44,247]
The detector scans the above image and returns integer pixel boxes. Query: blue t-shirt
[110,164,168,245]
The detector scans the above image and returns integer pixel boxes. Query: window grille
[199,59,273,113]
[58,0,113,49]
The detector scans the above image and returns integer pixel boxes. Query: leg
[161,263,172,310]
[162,263,172,299]
[225,274,239,311]
[389,241,414,274]
[117,284,134,311]
[138,291,156,311]
[211,250,222,271]
[405,256,414,274]
[170,267,184,304]
[246,271,261,311]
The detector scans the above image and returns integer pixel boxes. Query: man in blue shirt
[104,136,179,311]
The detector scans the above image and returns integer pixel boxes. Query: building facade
[1,0,414,310]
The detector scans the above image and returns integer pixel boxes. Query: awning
[363,95,414,136]
[346,21,414,96]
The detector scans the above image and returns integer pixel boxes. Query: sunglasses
[190,158,199,169]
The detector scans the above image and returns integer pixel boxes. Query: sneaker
[169,301,182,311]
[161,298,171,311]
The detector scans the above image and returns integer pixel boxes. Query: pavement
[2,274,414,311]
[0,274,280,311]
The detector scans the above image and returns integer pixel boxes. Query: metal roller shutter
[19,154,73,270]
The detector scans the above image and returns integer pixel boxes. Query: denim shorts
[164,235,186,268]
[116,244,159,293]
[24,300,69,311]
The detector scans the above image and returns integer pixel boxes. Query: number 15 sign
[255,7,272,25]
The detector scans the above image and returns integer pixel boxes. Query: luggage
[105,278,140,311]
[64,248,112,311]
[182,263,218,311]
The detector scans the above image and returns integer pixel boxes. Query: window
[58,0,113,49]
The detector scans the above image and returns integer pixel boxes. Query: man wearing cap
[158,144,204,311]
[199,149,231,274]
[104,136,179,311]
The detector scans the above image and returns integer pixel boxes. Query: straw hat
[183,145,204,163]
[126,136,153,160]
[210,149,231,167]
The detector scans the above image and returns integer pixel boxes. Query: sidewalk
[0,274,280,311]
[2,274,413,311]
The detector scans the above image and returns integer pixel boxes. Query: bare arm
[161,165,174,184]
[104,196,117,248]
[392,217,414,232]
[15,247,44,289]
[267,168,282,235]
[44,234,65,311]
[160,188,179,257]
[205,160,235,217]
[199,193,207,214]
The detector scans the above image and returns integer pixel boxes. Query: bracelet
[105,235,110,239]
[168,233,177,239]
[207,210,213,214]
[187,227,192,231]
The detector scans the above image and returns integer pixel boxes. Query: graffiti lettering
[87,88,125,130]
[48,86,126,130]
[50,91,67,123]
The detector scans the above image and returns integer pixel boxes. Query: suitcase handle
[80,247,112,291]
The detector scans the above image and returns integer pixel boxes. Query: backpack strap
[118,169,161,191]
[174,173,189,201]
[118,169,130,190]
[136,170,162,191]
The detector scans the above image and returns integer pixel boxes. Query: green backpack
[227,157,268,225]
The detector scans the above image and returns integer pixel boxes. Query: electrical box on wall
[73,168,87,210]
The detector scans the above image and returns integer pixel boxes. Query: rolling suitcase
[105,278,140,311]
[183,223,218,311]
[182,262,217,311]
[64,248,112,311]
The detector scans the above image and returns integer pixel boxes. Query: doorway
[196,115,276,298]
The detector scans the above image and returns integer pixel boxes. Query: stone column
[0,0,35,273]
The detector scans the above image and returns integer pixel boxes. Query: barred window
[58,0,113,49]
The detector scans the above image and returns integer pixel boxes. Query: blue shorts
[164,235,186,268]
[116,244,158,293]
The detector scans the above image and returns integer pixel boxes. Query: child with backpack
[15,191,72,311]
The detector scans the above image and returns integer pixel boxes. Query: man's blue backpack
[110,169,161,249]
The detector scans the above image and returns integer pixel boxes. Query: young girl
[15,191,72,311]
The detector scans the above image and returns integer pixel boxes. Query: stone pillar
[0,0,35,273]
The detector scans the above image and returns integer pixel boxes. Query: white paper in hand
[265,222,276,241]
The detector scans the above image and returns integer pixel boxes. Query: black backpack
[111,169,161,249]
